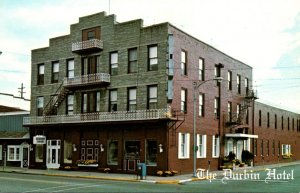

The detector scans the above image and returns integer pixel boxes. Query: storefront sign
[33,135,46,144]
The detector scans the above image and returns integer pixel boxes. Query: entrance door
[236,141,243,161]
[46,140,61,169]
[22,147,29,168]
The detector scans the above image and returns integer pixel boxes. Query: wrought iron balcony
[23,108,172,126]
[63,73,110,88]
[72,39,103,54]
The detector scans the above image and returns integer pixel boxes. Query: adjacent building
[0,105,30,168]
[23,12,300,174]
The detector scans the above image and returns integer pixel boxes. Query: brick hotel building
[23,12,300,174]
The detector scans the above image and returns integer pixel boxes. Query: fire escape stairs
[43,82,69,116]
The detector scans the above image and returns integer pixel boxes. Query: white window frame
[67,59,75,79]
[282,144,291,155]
[197,134,206,158]
[212,135,220,158]
[199,94,204,117]
[181,50,187,75]
[181,89,187,113]
[110,52,118,75]
[7,145,21,161]
[149,46,158,71]
[67,94,74,115]
[178,132,190,159]
[128,88,137,111]
[199,58,204,81]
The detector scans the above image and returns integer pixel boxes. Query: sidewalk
[1,161,299,185]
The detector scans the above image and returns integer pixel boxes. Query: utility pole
[18,83,25,99]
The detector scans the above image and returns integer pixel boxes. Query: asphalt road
[0,164,300,192]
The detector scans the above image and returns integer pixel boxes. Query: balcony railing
[72,39,103,53]
[23,108,172,126]
[63,73,110,88]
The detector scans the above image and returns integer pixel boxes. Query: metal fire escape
[43,82,69,116]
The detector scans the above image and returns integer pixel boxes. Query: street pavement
[1,161,300,185]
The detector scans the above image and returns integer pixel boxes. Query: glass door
[46,140,61,169]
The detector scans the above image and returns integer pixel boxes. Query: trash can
[136,163,147,180]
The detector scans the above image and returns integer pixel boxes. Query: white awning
[225,133,258,139]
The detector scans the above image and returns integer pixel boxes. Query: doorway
[46,140,61,169]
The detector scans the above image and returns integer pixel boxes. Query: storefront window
[107,140,118,165]
[125,141,140,159]
[146,140,157,166]
[35,144,44,162]
[64,140,72,164]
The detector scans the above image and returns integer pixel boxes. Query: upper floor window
[181,89,187,113]
[82,91,100,113]
[228,102,232,121]
[148,85,157,109]
[245,78,249,94]
[275,114,277,129]
[237,74,241,94]
[181,50,187,75]
[288,117,290,130]
[67,94,74,115]
[109,90,118,112]
[82,27,101,41]
[267,112,270,128]
[36,96,44,116]
[228,71,232,90]
[199,58,204,81]
[128,48,137,73]
[259,110,262,126]
[128,88,137,111]
[199,93,204,117]
[37,64,44,85]
[52,61,59,83]
[282,116,284,130]
[67,59,75,79]
[214,97,220,119]
[178,132,190,159]
[148,45,158,71]
[110,52,118,76]
[82,55,100,75]
[237,104,241,119]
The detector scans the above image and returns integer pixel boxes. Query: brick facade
[24,12,300,174]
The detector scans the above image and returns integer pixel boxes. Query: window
[254,139,257,156]
[228,71,232,90]
[128,48,137,73]
[267,112,270,128]
[197,134,206,158]
[109,90,118,112]
[259,110,262,126]
[128,88,137,111]
[110,52,118,75]
[67,59,75,79]
[267,140,269,156]
[107,140,118,165]
[37,96,44,116]
[148,45,158,71]
[0,145,2,160]
[237,104,241,120]
[181,50,187,75]
[199,58,204,81]
[67,94,74,115]
[212,135,220,158]
[275,114,277,129]
[82,27,100,41]
[37,64,44,85]
[246,108,249,124]
[178,133,190,159]
[214,97,220,119]
[82,91,100,113]
[288,117,290,131]
[261,140,264,156]
[82,55,100,75]
[148,86,157,109]
[125,141,140,160]
[181,89,187,113]
[272,140,275,156]
[278,141,281,156]
[245,78,249,94]
[199,93,204,117]
[292,118,294,131]
[228,102,232,121]
[146,139,157,166]
[282,116,284,130]
[87,30,96,40]
[64,140,72,164]
[237,74,241,94]
[35,144,44,162]
[80,139,99,162]
[282,144,291,156]
[52,61,59,83]
[7,146,20,161]
[226,139,234,156]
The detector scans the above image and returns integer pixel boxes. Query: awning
[225,133,258,139]
[0,131,30,139]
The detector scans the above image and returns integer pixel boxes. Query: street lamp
[193,76,223,177]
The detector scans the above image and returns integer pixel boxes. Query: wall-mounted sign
[33,135,46,144]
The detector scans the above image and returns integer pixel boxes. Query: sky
[0,0,299,113]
